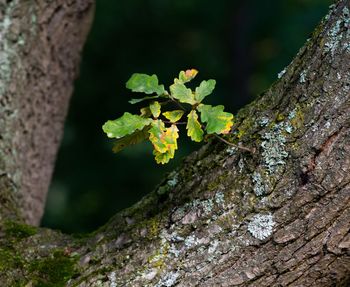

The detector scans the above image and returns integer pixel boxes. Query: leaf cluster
[102,69,234,164]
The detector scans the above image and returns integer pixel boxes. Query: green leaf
[129,96,161,104]
[170,81,196,105]
[126,73,165,95]
[153,124,179,164]
[186,110,204,142]
[102,112,152,139]
[149,101,161,118]
[149,120,167,153]
[162,110,184,122]
[197,104,234,134]
[195,79,216,102]
[112,128,149,153]
[178,69,198,83]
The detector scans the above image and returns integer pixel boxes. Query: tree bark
[0,0,349,286]
[0,0,94,225]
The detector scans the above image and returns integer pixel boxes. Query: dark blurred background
[41,0,331,233]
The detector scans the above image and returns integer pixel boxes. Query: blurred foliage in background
[41,0,331,233]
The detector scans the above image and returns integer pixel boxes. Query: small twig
[163,121,187,125]
[168,95,187,111]
[213,134,255,153]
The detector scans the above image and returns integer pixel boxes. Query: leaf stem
[213,134,255,153]
[168,95,187,111]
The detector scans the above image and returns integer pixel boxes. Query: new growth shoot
[102,69,250,164]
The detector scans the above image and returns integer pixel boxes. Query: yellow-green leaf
[149,120,167,153]
[170,81,196,105]
[197,104,234,134]
[163,124,179,151]
[112,128,149,153]
[186,110,204,142]
[153,149,169,165]
[194,79,216,102]
[162,110,184,122]
[153,124,179,164]
[149,101,161,118]
[178,69,198,83]
[102,112,152,139]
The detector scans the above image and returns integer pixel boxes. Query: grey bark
[0,0,94,225]
[0,0,349,286]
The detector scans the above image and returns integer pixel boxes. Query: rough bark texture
[0,0,94,225]
[0,0,349,286]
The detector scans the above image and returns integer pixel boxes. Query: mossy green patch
[147,217,161,238]
[147,241,169,269]
[216,210,237,230]
[29,250,78,287]
[236,117,255,140]
[137,214,163,240]
[4,221,37,239]
[157,184,170,195]
[276,113,285,122]
[0,248,23,272]
[207,172,229,191]
[235,128,246,140]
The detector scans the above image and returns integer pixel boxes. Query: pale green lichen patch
[155,271,180,287]
[288,105,304,130]
[171,191,226,225]
[249,107,305,198]
[107,271,117,287]
[252,171,269,196]
[247,213,275,240]
[258,104,305,174]
[299,69,308,83]
[0,0,28,215]
[225,146,237,156]
[214,191,225,205]
[157,171,179,195]
[324,5,350,55]
[167,172,178,187]
[184,234,200,248]
[134,189,233,284]
[277,67,286,79]
[0,0,20,97]
[258,117,270,127]
[261,128,288,173]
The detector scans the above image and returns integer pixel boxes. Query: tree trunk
[0,0,94,225]
[0,1,349,286]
